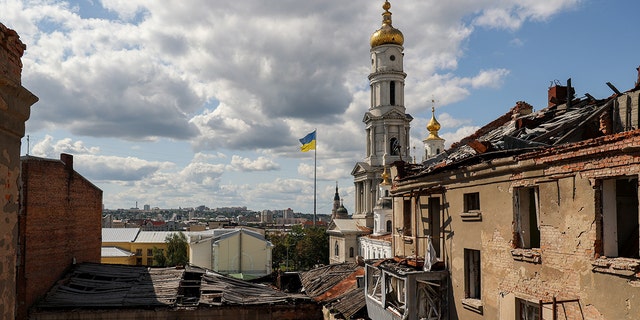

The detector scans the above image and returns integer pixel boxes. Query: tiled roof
[101,228,140,242]
[299,263,366,319]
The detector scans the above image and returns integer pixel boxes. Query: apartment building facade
[366,82,640,319]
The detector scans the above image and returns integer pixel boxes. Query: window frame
[463,192,480,212]
[514,187,541,249]
[464,249,481,300]
[601,177,640,258]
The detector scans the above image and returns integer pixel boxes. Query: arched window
[334,241,339,257]
[390,81,396,105]
[390,138,399,155]
[349,247,354,258]
[386,220,392,233]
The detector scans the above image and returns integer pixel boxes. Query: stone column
[0,23,37,319]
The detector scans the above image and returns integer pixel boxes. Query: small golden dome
[426,106,443,140]
[380,167,391,186]
[370,1,404,48]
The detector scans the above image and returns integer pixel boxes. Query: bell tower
[352,1,412,227]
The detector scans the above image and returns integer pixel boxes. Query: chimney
[548,83,567,107]
[60,153,73,170]
[636,65,640,88]
[548,79,575,108]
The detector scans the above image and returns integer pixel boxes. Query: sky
[1,0,638,214]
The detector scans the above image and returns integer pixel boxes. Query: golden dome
[426,106,443,140]
[370,1,404,48]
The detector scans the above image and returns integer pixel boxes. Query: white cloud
[31,135,100,157]
[1,0,582,211]
[228,155,280,172]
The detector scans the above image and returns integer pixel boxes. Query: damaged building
[30,263,323,320]
[365,74,640,320]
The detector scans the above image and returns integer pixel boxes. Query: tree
[165,232,188,267]
[152,247,167,267]
[267,225,329,272]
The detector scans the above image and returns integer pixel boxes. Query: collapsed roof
[397,83,640,182]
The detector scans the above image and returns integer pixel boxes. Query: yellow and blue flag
[299,130,316,152]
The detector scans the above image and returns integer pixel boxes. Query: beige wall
[213,231,272,276]
[393,131,640,319]
[329,234,359,264]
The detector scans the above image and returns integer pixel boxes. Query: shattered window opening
[464,249,481,299]
[515,187,540,249]
[517,298,540,320]
[385,274,406,314]
[601,177,639,258]
[366,266,382,302]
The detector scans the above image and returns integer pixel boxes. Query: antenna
[26,135,30,155]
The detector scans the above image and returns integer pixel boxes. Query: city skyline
[1,0,638,213]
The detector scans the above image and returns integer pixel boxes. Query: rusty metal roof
[299,263,366,319]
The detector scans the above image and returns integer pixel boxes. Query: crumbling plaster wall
[0,23,37,318]
[395,130,640,319]
[448,131,640,319]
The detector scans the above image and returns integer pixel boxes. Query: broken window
[514,187,540,249]
[463,192,480,212]
[464,249,481,299]
[601,177,639,258]
[517,298,540,320]
[135,249,143,256]
[385,275,406,314]
[402,199,412,236]
[366,265,382,302]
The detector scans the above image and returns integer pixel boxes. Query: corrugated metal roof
[101,228,140,242]
[134,231,183,243]
[101,246,134,257]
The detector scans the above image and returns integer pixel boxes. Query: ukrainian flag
[299,130,316,152]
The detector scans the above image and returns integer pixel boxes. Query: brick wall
[0,22,37,319]
[18,154,102,317]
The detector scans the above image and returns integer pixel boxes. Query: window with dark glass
[390,81,396,105]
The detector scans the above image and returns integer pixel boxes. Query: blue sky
[1,0,638,214]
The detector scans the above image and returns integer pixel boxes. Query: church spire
[423,100,445,160]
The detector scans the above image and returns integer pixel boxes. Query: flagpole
[313,129,317,226]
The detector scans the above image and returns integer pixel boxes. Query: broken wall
[0,23,37,319]
[392,128,640,319]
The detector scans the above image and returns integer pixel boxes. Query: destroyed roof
[35,263,310,310]
[401,93,622,180]
[196,267,309,305]
[299,263,366,319]
[37,263,182,308]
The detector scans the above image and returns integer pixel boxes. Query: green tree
[165,232,188,267]
[152,247,167,267]
[296,226,329,270]
[266,225,329,272]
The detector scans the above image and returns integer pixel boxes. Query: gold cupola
[370,1,404,48]
[426,106,443,140]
